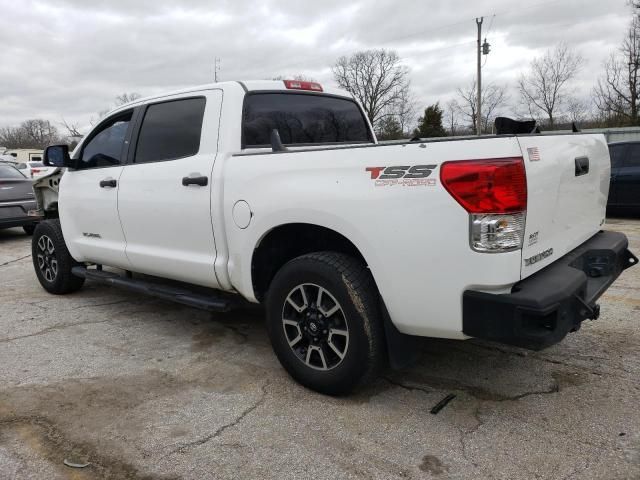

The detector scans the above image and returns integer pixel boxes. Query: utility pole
[214,57,221,82]
[476,17,483,136]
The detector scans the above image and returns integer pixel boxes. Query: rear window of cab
[242,93,372,148]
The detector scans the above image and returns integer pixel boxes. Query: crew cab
[32,80,637,394]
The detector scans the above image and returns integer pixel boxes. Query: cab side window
[79,111,133,169]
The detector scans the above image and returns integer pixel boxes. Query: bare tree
[332,49,409,128]
[115,92,142,106]
[518,43,582,129]
[272,74,318,82]
[0,119,61,149]
[456,81,508,134]
[0,126,30,149]
[566,96,590,124]
[21,119,60,147]
[594,16,640,125]
[61,118,82,138]
[444,99,461,136]
[392,85,417,136]
[91,92,143,125]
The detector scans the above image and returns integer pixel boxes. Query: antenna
[214,57,221,82]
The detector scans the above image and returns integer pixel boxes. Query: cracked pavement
[0,219,639,480]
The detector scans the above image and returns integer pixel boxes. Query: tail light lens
[440,157,527,253]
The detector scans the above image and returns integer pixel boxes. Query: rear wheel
[266,252,385,395]
[32,220,85,294]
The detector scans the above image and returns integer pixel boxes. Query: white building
[2,148,44,163]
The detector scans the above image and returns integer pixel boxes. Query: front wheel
[266,252,385,395]
[32,219,85,294]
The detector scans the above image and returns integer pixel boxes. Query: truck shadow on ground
[178,304,576,405]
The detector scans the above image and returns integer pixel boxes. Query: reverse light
[470,213,525,252]
[440,157,527,253]
[283,80,323,92]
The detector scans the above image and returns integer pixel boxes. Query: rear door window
[134,97,206,164]
[242,93,372,147]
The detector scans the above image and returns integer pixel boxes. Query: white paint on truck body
[48,80,609,341]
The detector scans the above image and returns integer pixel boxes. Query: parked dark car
[0,163,40,235]
[608,141,640,211]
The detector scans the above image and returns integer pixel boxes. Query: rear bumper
[0,200,41,229]
[463,230,637,350]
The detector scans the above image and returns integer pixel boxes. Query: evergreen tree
[414,103,447,138]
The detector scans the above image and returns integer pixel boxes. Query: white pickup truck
[33,80,637,394]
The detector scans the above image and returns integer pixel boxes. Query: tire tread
[32,219,85,294]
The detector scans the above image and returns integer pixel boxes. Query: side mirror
[43,144,72,168]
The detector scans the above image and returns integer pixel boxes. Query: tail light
[283,80,323,92]
[31,168,41,176]
[440,157,527,253]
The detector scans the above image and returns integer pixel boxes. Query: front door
[59,110,135,269]
[117,92,222,288]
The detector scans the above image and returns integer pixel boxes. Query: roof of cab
[239,80,351,98]
[107,80,353,117]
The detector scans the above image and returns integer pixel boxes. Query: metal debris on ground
[63,459,91,468]
[430,393,456,414]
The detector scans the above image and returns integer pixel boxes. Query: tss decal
[366,165,438,187]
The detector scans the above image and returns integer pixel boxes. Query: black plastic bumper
[463,231,637,350]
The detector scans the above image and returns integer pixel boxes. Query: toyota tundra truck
[32,80,637,395]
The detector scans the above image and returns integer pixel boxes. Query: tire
[23,224,36,235]
[266,252,385,395]
[32,219,85,294]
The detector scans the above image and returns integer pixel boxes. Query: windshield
[242,93,372,147]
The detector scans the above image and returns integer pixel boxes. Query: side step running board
[71,266,238,312]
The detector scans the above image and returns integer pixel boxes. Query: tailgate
[517,134,610,278]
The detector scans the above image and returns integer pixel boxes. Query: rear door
[517,134,610,278]
[617,143,640,207]
[58,110,135,268]
[607,143,627,206]
[117,91,222,288]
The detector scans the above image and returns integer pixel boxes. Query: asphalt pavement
[0,219,639,479]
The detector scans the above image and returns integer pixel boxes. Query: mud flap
[380,299,421,369]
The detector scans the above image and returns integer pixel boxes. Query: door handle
[99,179,117,188]
[182,176,208,187]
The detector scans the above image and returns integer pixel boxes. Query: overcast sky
[0,0,634,131]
